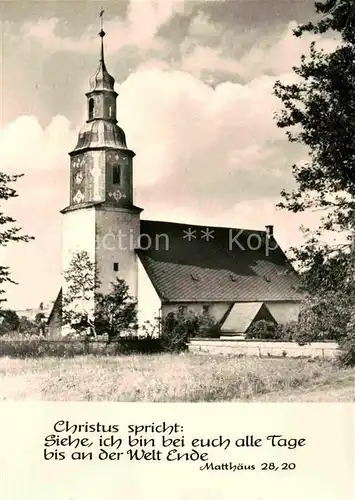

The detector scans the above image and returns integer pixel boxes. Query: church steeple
[86,10,117,122]
[59,11,142,337]
[67,11,136,209]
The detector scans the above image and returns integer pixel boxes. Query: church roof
[137,220,303,303]
[88,59,116,94]
[71,120,128,153]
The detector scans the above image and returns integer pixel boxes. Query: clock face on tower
[71,155,87,204]
[75,171,84,184]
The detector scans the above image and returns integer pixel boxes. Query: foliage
[337,309,355,367]
[275,321,300,342]
[34,312,47,335]
[160,312,190,352]
[62,251,138,340]
[273,1,355,365]
[0,309,20,335]
[0,336,163,359]
[274,0,355,236]
[274,0,355,292]
[15,313,47,336]
[337,333,355,367]
[18,316,39,335]
[245,320,278,340]
[94,278,138,341]
[194,311,220,338]
[160,310,220,352]
[140,319,161,338]
[297,291,353,343]
[0,172,33,303]
[62,251,99,336]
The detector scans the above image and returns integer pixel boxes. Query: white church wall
[137,260,161,335]
[265,301,301,324]
[95,208,140,298]
[161,302,230,322]
[62,207,96,270]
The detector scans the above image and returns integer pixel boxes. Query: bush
[160,310,220,352]
[245,320,278,340]
[0,335,164,358]
[192,312,220,339]
[298,292,350,342]
[0,310,20,335]
[275,321,299,342]
[337,311,355,367]
[337,333,355,367]
[0,337,83,358]
[160,312,190,353]
[109,336,163,355]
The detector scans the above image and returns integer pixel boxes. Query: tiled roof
[137,220,303,303]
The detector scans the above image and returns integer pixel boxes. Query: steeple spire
[87,8,115,94]
[99,8,105,64]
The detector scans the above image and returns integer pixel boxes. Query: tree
[274,1,355,285]
[0,309,20,335]
[0,172,33,303]
[94,278,138,341]
[18,316,39,335]
[274,1,355,363]
[62,251,137,340]
[62,251,98,336]
[274,0,355,240]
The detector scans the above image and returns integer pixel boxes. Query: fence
[188,339,339,359]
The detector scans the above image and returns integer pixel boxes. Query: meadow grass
[0,353,353,402]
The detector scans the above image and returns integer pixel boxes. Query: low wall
[188,339,339,359]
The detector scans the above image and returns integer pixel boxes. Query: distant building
[48,22,303,337]
[16,303,50,322]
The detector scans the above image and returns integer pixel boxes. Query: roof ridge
[141,219,269,234]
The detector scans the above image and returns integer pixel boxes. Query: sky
[0,0,340,310]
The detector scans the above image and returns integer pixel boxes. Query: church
[48,23,303,338]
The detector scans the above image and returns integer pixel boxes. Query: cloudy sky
[0,0,339,309]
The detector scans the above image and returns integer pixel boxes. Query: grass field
[0,353,353,402]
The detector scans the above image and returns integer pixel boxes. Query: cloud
[178,20,340,82]
[239,21,340,80]
[0,115,74,173]
[21,0,185,55]
[119,67,302,212]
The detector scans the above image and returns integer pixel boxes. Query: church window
[113,262,119,272]
[113,165,121,184]
[88,98,94,119]
[109,105,112,118]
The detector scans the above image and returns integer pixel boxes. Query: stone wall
[188,339,338,359]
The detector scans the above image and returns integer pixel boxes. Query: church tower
[61,17,142,332]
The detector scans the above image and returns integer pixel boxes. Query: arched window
[88,98,94,119]
[113,165,121,184]
[109,105,112,118]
